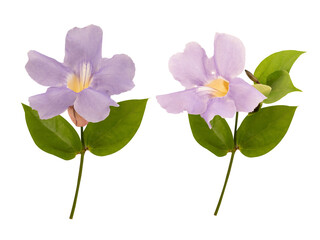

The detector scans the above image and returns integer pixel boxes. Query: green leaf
[253,84,272,97]
[237,105,297,157]
[188,114,234,157]
[263,70,301,104]
[22,104,82,160]
[84,99,148,156]
[254,50,304,84]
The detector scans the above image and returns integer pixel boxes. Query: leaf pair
[189,105,296,158]
[254,50,303,104]
[22,99,148,160]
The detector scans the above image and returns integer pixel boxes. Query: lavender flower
[157,33,266,126]
[26,25,135,126]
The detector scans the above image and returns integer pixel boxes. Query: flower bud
[245,70,260,84]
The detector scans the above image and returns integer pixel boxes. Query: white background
[0,0,319,239]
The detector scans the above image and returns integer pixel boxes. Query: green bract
[84,99,148,156]
[22,104,82,160]
[188,114,234,157]
[253,84,272,97]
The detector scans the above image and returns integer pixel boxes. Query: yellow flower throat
[67,63,92,93]
[205,78,229,97]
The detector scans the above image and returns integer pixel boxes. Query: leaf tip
[21,102,28,110]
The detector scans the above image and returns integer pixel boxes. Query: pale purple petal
[169,42,210,88]
[157,88,209,114]
[200,97,236,126]
[205,56,216,76]
[214,33,245,79]
[228,78,266,112]
[64,25,102,72]
[29,87,77,119]
[73,88,118,123]
[91,54,135,95]
[26,51,71,87]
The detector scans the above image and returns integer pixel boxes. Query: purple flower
[26,25,135,126]
[157,33,266,127]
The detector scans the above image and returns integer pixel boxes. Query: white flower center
[67,63,92,93]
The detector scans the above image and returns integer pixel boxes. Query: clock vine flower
[157,33,266,126]
[26,25,135,127]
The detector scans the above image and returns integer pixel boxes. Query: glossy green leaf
[263,70,301,104]
[237,105,297,157]
[188,114,234,157]
[22,104,82,160]
[253,84,272,97]
[254,50,304,84]
[84,99,148,156]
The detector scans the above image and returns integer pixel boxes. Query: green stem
[233,112,239,147]
[214,112,239,216]
[69,127,85,219]
[80,125,85,147]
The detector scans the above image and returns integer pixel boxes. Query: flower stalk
[214,112,239,215]
[69,127,86,219]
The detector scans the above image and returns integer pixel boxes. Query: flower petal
[169,42,210,88]
[73,88,118,123]
[200,97,236,126]
[91,54,135,95]
[205,56,216,76]
[25,51,71,87]
[228,78,266,112]
[64,25,102,72]
[29,87,77,119]
[214,33,245,79]
[157,88,208,114]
